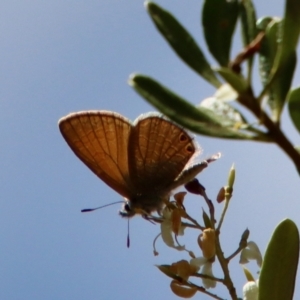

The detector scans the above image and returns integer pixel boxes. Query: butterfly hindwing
[129,113,196,194]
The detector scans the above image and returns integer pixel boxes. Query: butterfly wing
[129,113,197,194]
[59,111,133,198]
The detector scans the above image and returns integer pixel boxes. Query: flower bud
[174,192,187,206]
[171,208,182,236]
[216,187,226,203]
[227,164,235,188]
[198,228,216,259]
[170,280,197,298]
[170,260,196,280]
[185,179,205,195]
[239,228,250,248]
[243,280,258,300]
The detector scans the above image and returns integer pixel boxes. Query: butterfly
[59,110,213,217]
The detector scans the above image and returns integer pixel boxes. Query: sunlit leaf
[257,17,280,92]
[271,0,300,120]
[256,16,276,85]
[257,0,300,121]
[200,97,247,127]
[267,19,296,121]
[259,219,299,300]
[129,74,270,140]
[146,2,221,87]
[214,83,238,101]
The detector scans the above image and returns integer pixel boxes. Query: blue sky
[1,0,299,299]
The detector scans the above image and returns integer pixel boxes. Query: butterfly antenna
[127,218,130,248]
[81,201,124,213]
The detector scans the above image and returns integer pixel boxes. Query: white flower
[243,280,259,300]
[201,261,216,288]
[190,257,207,271]
[160,207,185,250]
[190,257,216,289]
[240,241,262,267]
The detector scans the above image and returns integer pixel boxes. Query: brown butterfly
[59,110,212,217]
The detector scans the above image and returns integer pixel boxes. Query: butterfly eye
[124,203,131,212]
[119,202,136,218]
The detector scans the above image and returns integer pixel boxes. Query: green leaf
[215,67,249,94]
[202,210,211,228]
[129,74,218,124]
[256,16,273,31]
[257,18,281,95]
[272,51,296,120]
[281,0,300,58]
[259,219,299,300]
[258,0,300,121]
[287,86,300,134]
[202,0,239,66]
[239,0,257,47]
[239,0,257,79]
[256,15,274,85]
[145,2,221,88]
[257,18,296,121]
[272,0,300,119]
[129,74,269,140]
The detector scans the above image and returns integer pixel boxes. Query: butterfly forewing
[59,111,133,198]
[129,114,196,193]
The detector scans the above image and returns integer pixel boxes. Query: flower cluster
[152,165,263,299]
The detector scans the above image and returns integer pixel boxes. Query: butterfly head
[119,198,153,218]
[119,194,167,218]
[119,200,136,218]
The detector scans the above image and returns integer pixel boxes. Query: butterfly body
[59,110,208,217]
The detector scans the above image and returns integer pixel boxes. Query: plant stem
[215,232,238,300]
[238,92,300,174]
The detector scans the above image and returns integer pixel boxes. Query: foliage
[127,0,300,299]
[129,0,300,174]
